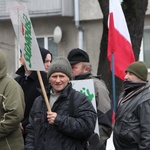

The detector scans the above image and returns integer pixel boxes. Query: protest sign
[7,1,51,111]
[7,1,44,71]
[71,79,100,136]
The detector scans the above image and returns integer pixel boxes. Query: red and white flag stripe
[107,0,135,80]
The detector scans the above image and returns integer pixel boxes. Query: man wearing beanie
[25,57,97,150]
[113,61,150,149]
[15,47,50,141]
[67,48,112,145]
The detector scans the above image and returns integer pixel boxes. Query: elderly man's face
[49,72,70,93]
[124,72,143,82]
[71,62,90,77]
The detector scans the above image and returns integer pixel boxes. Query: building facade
[0,0,149,80]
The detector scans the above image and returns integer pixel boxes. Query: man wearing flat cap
[113,61,150,149]
[25,57,97,150]
[67,48,112,145]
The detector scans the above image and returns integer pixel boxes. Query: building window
[140,28,150,72]
[37,36,58,59]
[15,36,58,70]
[37,37,44,48]
[143,29,150,69]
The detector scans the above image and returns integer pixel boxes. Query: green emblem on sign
[80,87,94,101]
[23,13,32,68]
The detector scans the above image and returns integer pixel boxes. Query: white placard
[71,79,100,136]
[7,1,44,71]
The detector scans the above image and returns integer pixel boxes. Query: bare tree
[97,0,148,104]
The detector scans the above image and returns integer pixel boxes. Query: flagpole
[111,53,116,113]
[37,71,51,112]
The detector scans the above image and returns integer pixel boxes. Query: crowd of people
[0,47,150,150]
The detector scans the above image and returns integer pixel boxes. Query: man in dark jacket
[113,61,150,150]
[67,48,112,144]
[15,47,51,140]
[25,57,97,150]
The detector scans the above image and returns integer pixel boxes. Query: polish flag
[107,0,135,80]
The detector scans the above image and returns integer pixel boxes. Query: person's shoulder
[14,74,22,82]
[40,71,47,76]
[141,83,150,98]
[3,75,14,82]
[90,74,103,82]
[91,76,109,92]
[91,75,106,86]
[2,75,21,89]
[30,71,47,82]
[15,65,25,75]
[32,95,44,110]
[40,71,48,80]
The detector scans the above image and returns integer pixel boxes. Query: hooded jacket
[0,51,25,150]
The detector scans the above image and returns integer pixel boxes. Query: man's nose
[56,77,60,82]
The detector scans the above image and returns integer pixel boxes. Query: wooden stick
[37,71,51,112]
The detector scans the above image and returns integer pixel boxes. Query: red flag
[107,0,135,80]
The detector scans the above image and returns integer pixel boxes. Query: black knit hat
[40,47,52,63]
[47,57,72,79]
[67,48,89,64]
[125,61,148,81]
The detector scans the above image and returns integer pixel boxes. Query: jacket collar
[74,72,92,80]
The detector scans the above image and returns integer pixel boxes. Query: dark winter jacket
[113,83,150,150]
[25,83,97,150]
[74,73,112,141]
[15,66,48,130]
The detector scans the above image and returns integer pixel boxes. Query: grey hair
[82,62,92,72]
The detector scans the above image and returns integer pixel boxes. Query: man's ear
[85,66,91,72]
